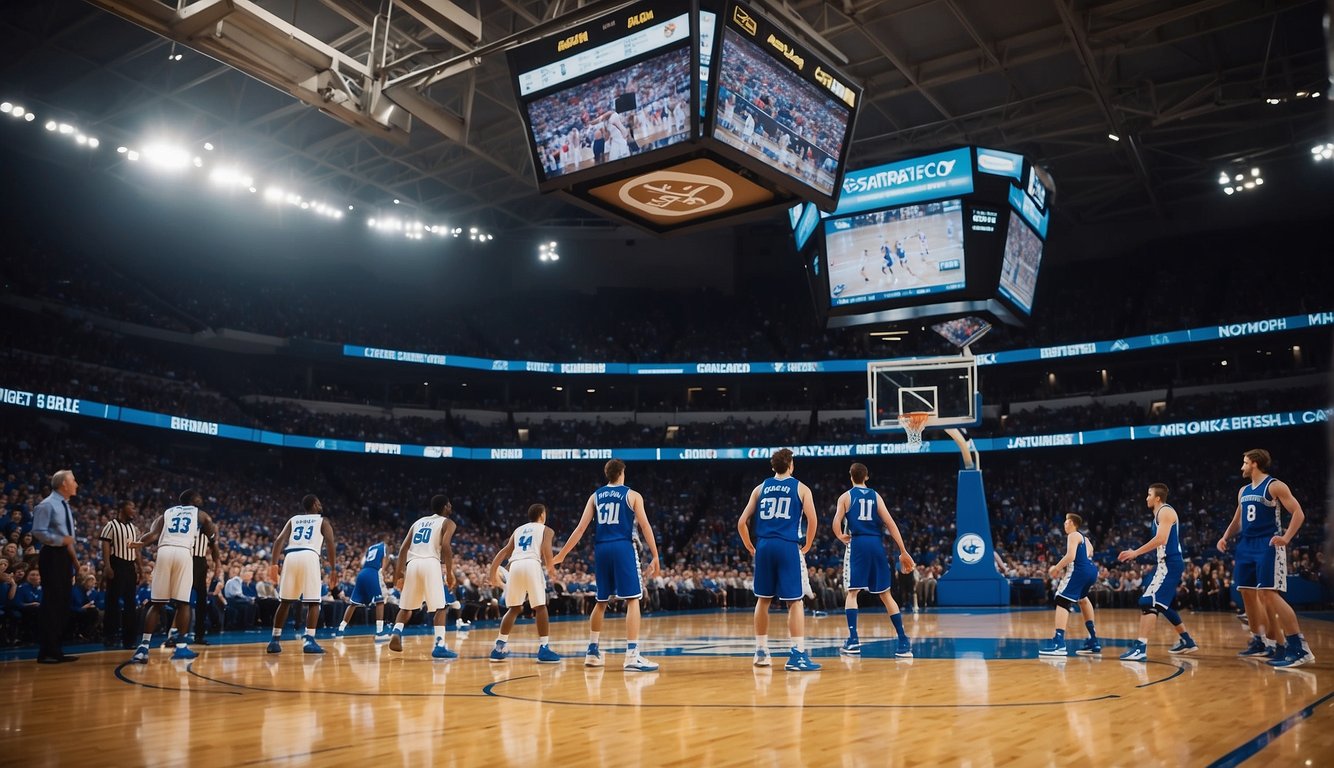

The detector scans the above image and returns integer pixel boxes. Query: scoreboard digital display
[709,1,858,208]
[823,198,966,307]
[509,1,696,188]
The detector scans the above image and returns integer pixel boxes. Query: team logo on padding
[617,171,735,218]
[957,533,985,564]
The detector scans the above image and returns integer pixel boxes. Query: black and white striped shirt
[193,531,211,558]
[100,519,140,562]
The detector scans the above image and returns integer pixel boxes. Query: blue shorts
[1234,535,1287,591]
[594,540,642,602]
[1139,561,1183,610]
[1055,566,1098,602]
[349,568,383,605]
[843,536,891,594]
[753,538,804,602]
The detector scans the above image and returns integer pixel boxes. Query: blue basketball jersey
[845,487,881,537]
[593,484,635,544]
[1238,476,1280,538]
[360,542,385,571]
[1071,533,1097,577]
[754,477,802,542]
[1153,504,1183,564]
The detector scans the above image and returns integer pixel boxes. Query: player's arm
[737,486,760,555]
[139,515,164,547]
[876,493,915,573]
[798,483,817,555]
[541,527,559,583]
[199,512,223,573]
[488,539,515,586]
[831,492,851,545]
[440,519,457,589]
[1269,480,1305,547]
[269,521,292,583]
[554,494,596,565]
[630,490,660,578]
[393,529,412,588]
[100,532,114,586]
[1119,508,1175,561]
[1049,531,1079,577]
[1217,492,1243,552]
[209,533,224,576]
[321,518,338,589]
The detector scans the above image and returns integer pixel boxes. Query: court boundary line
[114,660,242,695]
[1205,689,1334,768]
[184,660,490,698]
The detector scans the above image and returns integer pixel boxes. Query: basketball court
[825,208,966,304]
[5,609,1330,766]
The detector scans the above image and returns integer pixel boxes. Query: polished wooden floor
[4,609,1331,766]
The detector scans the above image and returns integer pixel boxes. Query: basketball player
[916,229,931,258]
[830,463,913,658]
[738,448,820,672]
[488,503,561,664]
[337,535,390,641]
[266,495,337,655]
[896,238,917,277]
[1039,514,1102,656]
[554,459,662,672]
[859,249,871,283]
[879,242,896,283]
[1116,484,1199,660]
[388,495,457,659]
[1217,449,1315,668]
[131,489,219,663]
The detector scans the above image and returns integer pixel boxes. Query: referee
[190,527,222,644]
[100,501,142,649]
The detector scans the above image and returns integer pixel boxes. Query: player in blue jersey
[1039,513,1102,656]
[1217,449,1314,668]
[738,448,820,672]
[336,535,391,641]
[554,459,662,672]
[831,463,914,658]
[879,242,896,283]
[1116,484,1199,660]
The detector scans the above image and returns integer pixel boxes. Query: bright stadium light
[0,102,11,113]
[44,120,56,131]
[23,112,33,122]
[141,143,191,170]
[87,137,99,148]
[75,134,86,145]
[1312,143,1334,161]
[57,123,73,134]
[11,106,25,118]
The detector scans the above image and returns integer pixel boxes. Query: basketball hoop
[899,411,932,451]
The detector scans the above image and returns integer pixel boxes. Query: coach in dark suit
[31,470,80,663]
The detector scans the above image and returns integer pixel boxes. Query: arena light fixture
[141,143,192,171]
[1312,143,1334,161]
[0,102,11,113]
[23,113,33,122]
[10,106,25,118]
[1107,133,1120,141]
[44,120,56,131]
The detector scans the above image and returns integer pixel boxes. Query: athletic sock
[626,641,637,657]
[433,626,447,644]
[756,634,768,652]
[590,631,601,645]
[271,628,282,639]
[793,637,805,653]
[141,633,152,645]
[498,634,510,644]
[338,621,348,632]
[375,620,384,633]
[846,609,859,638]
[393,622,405,634]
[540,636,551,648]
[303,629,314,641]
[1054,628,1066,643]
[890,612,906,640]
[1085,620,1097,639]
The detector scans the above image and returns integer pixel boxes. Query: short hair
[849,463,869,483]
[1148,483,1169,501]
[50,469,72,491]
[771,448,794,474]
[604,459,626,482]
[119,500,135,512]
[430,494,450,514]
[1244,449,1271,472]
[528,503,547,522]
[1065,513,1084,528]
[301,494,319,511]
[180,488,202,506]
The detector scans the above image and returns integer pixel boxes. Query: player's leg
[373,602,386,637]
[752,540,775,666]
[270,600,293,652]
[1264,590,1315,667]
[622,597,657,671]
[1075,597,1101,654]
[490,604,523,662]
[300,602,323,653]
[338,603,358,636]
[1237,587,1268,655]
[842,588,862,654]
[1042,595,1074,656]
[875,590,912,657]
[533,604,561,664]
[780,544,818,671]
[132,601,163,662]
[585,601,607,666]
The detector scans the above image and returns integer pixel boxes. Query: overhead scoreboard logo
[732,6,757,35]
[956,533,986,564]
[617,170,735,217]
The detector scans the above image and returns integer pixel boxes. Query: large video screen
[525,45,692,182]
[823,199,966,307]
[998,209,1044,314]
[712,27,851,196]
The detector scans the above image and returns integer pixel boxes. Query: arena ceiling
[0,0,1329,237]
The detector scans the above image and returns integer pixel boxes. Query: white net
[898,412,932,452]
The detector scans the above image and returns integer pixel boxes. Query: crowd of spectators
[2,408,1324,649]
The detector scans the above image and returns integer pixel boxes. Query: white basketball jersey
[285,513,324,554]
[406,516,447,562]
[159,505,198,549]
[509,522,546,564]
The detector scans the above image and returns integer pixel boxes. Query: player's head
[604,458,625,483]
[302,494,321,513]
[528,503,547,523]
[180,488,203,507]
[1064,513,1083,533]
[430,494,451,515]
[1146,483,1169,508]
[771,448,794,475]
[849,462,869,484]
[1241,448,1271,478]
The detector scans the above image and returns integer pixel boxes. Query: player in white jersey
[488,503,562,664]
[132,489,219,663]
[389,494,458,659]
[266,495,337,655]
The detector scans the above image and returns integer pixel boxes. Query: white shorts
[279,549,322,603]
[503,559,547,608]
[400,558,447,613]
[151,546,193,603]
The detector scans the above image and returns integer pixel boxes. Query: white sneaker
[623,655,659,672]
[584,644,604,667]
[753,649,771,667]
